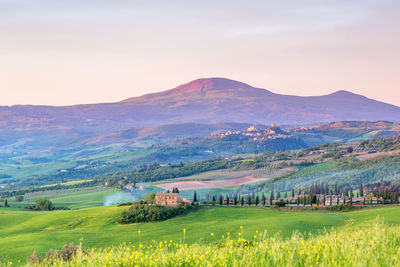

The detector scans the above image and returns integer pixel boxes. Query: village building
[155,192,191,206]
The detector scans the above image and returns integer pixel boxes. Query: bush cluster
[118,202,198,224]
[27,243,80,265]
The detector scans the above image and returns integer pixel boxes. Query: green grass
[23,219,400,267]
[1,206,400,263]
[294,161,337,176]
[7,187,118,209]
[38,179,93,188]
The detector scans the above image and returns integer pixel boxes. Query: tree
[255,195,260,206]
[270,190,274,205]
[261,193,266,206]
[172,188,180,194]
[145,193,156,204]
[35,198,53,211]
[225,195,229,206]
[241,196,244,206]
[248,195,251,206]
[292,189,295,198]
[349,187,353,206]
[193,191,198,203]
[347,146,354,153]
[15,195,24,202]
[219,195,223,205]
[359,180,364,197]
[4,199,8,207]
[233,195,238,206]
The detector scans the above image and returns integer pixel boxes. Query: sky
[0,0,399,106]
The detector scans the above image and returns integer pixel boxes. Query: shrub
[274,199,286,207]
[35,198,53,211]
[118,203,198,224]
[15,195,24,202]
[27,243,79,265]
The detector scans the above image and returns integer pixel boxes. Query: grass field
[1,206,400,263]
[24,219,400,267]
[5,187,118,209]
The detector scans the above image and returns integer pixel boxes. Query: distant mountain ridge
[1,78,400,138]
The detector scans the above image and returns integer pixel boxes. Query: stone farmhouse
[155,192,191,206]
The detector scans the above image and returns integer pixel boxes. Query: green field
[1,206,400,263]
[5,187,118,210]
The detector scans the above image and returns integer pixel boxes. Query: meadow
[24,219,400,267]
[1,206,400,264]
[5,187,118,210]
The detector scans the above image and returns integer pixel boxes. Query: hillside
[1,121,400,189]
[1,206,400,263]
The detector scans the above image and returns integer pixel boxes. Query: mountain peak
[329,90,358,97]
[122,77,270,102]
[172,77,256,93]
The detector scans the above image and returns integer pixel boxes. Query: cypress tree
[193,191,197,203]
[255,195,260,206]
[276,191,281,200]
[262,193,266,206]
[270,190,274,205]
[219,195,223,205]
[359,180,364,197]
[4,199,7,207]
[241,196,244,206]
[292,189,295,198]
[226,195,230,206]
[248,195,251,206]
[233,195,238,206]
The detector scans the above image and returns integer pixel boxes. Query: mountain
[1,78,400,140]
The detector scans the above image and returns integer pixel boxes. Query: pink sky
[0,0,399,106]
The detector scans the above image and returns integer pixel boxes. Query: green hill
[1,206,400,263]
